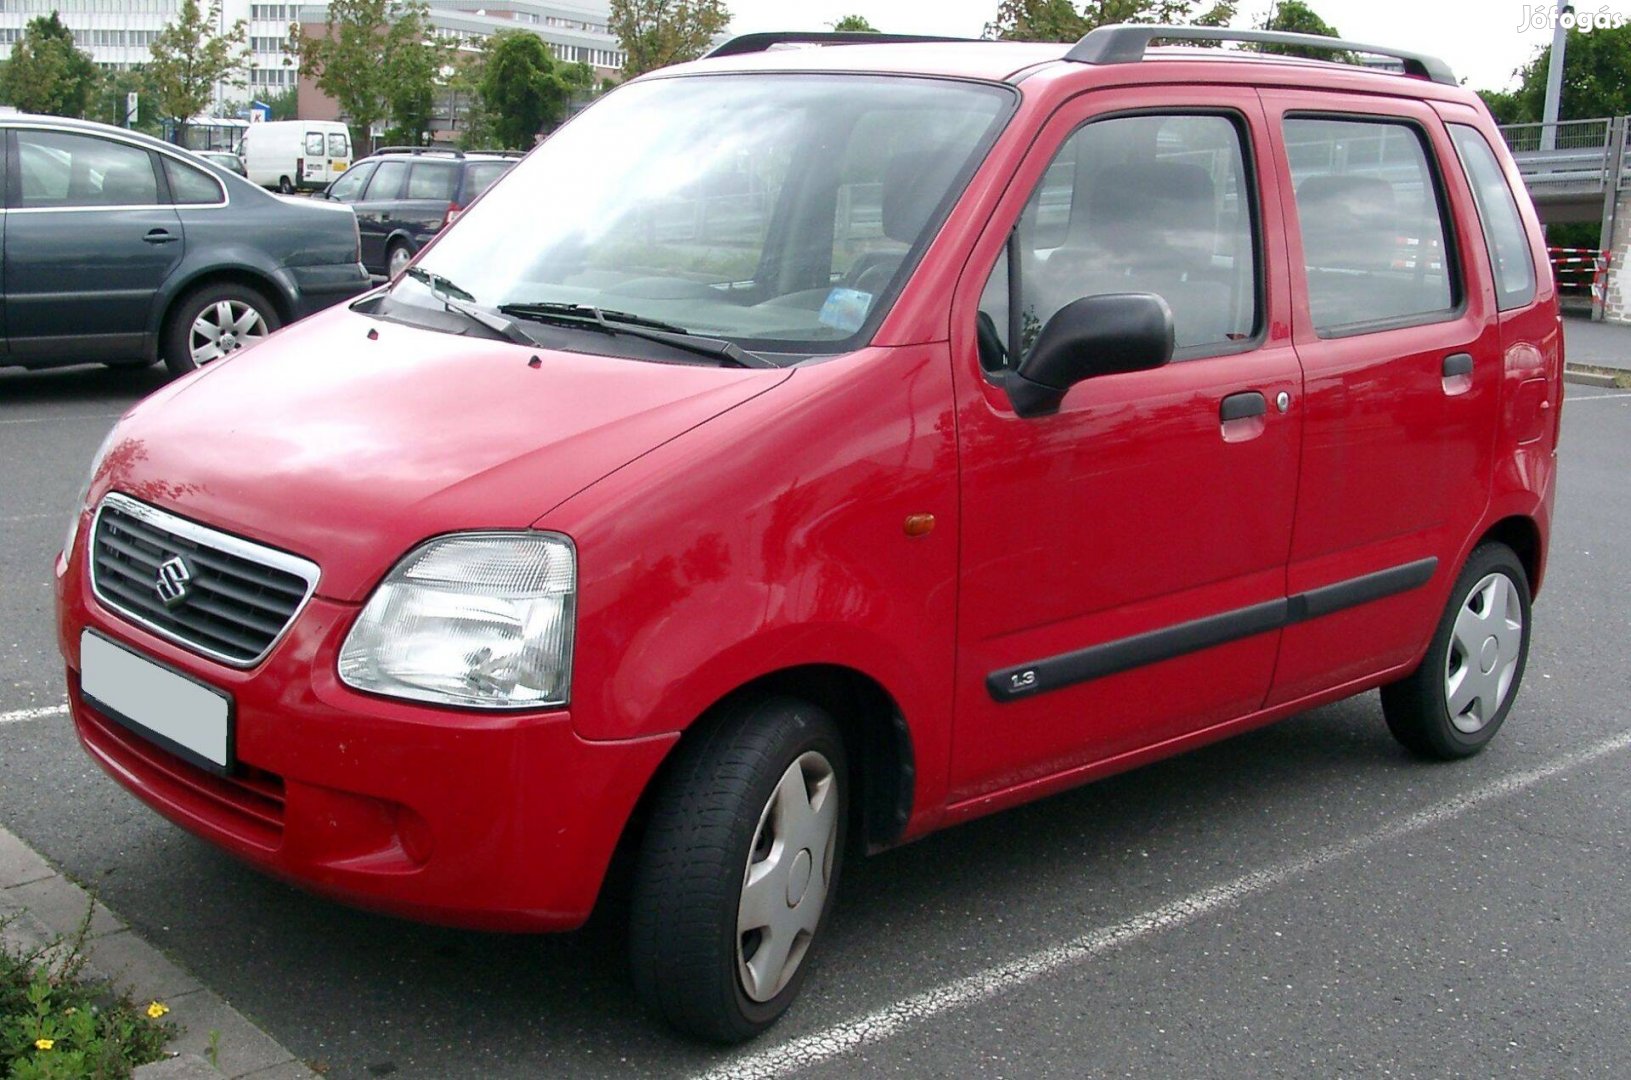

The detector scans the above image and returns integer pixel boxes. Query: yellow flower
[146,1001,170,1019]
[35,1038,55,1051]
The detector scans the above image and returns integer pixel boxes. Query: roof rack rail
[375,145,465,157]
[1065,23,1457,86]
[705,31,977,59]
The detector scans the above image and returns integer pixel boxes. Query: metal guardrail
[1499,117,1631,192]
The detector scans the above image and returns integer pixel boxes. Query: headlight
[64,426,121,559]
[338,533,576,709]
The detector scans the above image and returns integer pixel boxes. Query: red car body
[57,41,1560,933]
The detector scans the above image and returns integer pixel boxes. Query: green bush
[1,913,174,1080]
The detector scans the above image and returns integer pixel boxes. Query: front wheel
[630,697,848,1043]
[162,283,280,377]
[1381,543,1532,760]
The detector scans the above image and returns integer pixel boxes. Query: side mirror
[1005,293,1175,418]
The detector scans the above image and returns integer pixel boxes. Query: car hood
[95,309,791,602]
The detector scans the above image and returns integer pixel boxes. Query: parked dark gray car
[319,147,519,278]
[2,115,369,377]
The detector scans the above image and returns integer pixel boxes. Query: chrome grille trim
[89,492,320,668]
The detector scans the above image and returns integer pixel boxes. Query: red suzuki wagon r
[57,25,1561,1041]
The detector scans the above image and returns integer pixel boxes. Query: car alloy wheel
[190,299,270,367]
[388,243,413,279]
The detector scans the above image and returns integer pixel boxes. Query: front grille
[90,493,319,667]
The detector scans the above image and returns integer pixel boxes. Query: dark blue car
[2,115,370,377]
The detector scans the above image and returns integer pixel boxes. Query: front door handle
[1219,391,1267,422]
[1442,353,1473,378]
[143,229,178,245]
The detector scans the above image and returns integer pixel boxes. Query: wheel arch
[1476,514,1544,597]
[614,664,916,876]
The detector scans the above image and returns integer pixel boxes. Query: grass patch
[2,911,175,1079]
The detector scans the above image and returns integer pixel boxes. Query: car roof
[659,38,1477,107]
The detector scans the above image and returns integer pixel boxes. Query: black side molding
[988,557,1438,703]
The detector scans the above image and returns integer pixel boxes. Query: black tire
[1381,543,1532,760]
[386,240,414,279]
[278,175,294,194]
[162,282,281,378]
[630,696,848,1043]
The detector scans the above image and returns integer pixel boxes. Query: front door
[948,88,1303,806]
[4,129,183,361]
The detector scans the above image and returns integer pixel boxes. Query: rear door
[401,160,460,245]
[948,87,1303,805]
[4,128,183,362]
[1259,93,1501,706]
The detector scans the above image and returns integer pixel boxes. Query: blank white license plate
[80,631,232,772]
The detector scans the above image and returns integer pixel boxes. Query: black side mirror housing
[1005,293,1175,418]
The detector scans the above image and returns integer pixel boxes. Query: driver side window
[978,112,1259,373]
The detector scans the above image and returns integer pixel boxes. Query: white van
[241,120,352,192]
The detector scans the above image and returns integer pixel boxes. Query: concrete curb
[0,825,316,1080]
[1564,365,1621,387]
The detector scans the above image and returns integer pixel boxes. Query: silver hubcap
[389,245,411,277]
[1444,572,1524,733]
[190,300,268,366]
[737,750,839,1003]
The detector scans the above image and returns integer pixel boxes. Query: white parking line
[699,729,1631,1080]
[1565,390,1631,401]
[0,704,68,725]
[0,413,120,426]
[2,512,63,524]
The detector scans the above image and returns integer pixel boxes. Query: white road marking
[2,512,63,524]
[0,413,119,426]
[0,704,69,725]
[699,729,1631,1080]
[1564,390,1631,401]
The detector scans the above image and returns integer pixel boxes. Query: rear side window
[1285,117,1456,334]
[406,162,457,201]
[978,112,1259,369]
[163,156,224,204]
[1448,124,1537,310]
[461,161,510,201]
[15,130,159,208]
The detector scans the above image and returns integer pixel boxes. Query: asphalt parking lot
[2,358,1628,1079]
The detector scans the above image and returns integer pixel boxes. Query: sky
[721,1,1586,93]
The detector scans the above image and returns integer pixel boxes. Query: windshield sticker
[818,288,873,334]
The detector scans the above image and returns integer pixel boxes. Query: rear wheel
[278,175,294,194]
[630,697,848,1043]
[162,283,280,377]
[387,240,414,279]
[1381,543,1531,760]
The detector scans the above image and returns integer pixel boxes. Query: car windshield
[386,73,1012,355]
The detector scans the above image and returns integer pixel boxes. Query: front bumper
[56,524,675,931]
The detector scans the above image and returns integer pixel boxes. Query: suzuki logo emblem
[155,555,193,608]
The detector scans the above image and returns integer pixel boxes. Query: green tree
[99,66,163,133]
[478,30,591,149]
[1257,0,1348,60]
[985,0,1235,42]
[830,15,877,32]
[295,0,445,152]
[610,0,731,78]
[1504,23,1631,122]
[145,0,250,136]
[0,12,100,117]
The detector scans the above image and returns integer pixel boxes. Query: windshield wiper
[496,301,779,369]
[405,267,538,347]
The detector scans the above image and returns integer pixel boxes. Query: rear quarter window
[461,161,511,202]
[1448,124,1537,310]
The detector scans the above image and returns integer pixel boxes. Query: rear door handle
[1442,353,1473,377]
[1220,391,1267,422]
[143,229,178,245]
